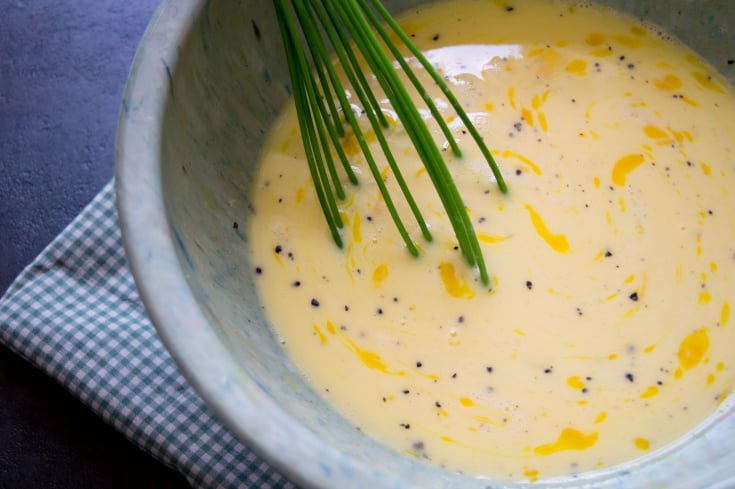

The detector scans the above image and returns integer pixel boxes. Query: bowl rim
[113,1,735,488]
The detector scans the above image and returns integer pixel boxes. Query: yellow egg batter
[249,0,735,481]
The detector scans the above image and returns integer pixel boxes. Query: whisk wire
[275,0,505,285]
[323,0,433,244]
[356,0,463,157]
[291,0,355,197]
[305,0,432,253]
[332,0,484,275]
[275,1,344,244]
[310,0,390,130]
[357,0,495,279]
[367,0,508,193]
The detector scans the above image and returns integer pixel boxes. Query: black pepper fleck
[626,373,635,382]
[526,280,533,290]
[311,298,320,307]
[432,33,440,41]
[629,292,639,301]
[252,20,261,40]
[233,222,239,229]
[255,266,263,275]
[292,280,301,287]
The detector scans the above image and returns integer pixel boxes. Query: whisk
[274,0,508,286]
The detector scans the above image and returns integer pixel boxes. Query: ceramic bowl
[115,1,735,487]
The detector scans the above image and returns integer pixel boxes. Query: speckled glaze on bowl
[115,1,735,488]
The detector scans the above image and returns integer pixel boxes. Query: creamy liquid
[249,0,735,481]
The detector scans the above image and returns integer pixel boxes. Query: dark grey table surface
[0,1,189,487]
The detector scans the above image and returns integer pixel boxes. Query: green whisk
[274,0,508,286]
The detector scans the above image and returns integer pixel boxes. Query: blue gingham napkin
[0,181,297,489]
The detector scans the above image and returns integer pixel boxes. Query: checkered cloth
[0,181,297,489]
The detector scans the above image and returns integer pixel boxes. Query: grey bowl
[115,1,735,487]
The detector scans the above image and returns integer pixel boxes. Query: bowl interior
[117,1,735,487]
